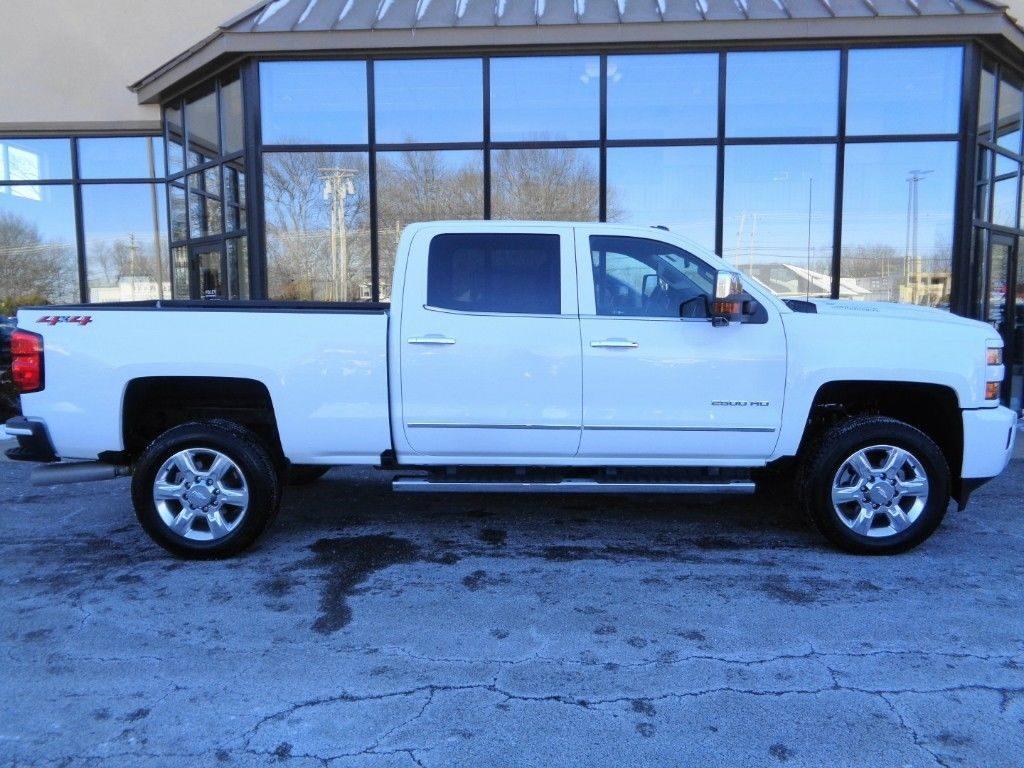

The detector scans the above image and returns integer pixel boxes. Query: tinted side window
[590,235,714,318]
[427,233,561,314]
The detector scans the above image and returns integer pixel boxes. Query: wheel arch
[120,376,284,465]
[791,380,963,484]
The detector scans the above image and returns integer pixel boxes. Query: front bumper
[956,406,1018,508]
[3,417,57,463]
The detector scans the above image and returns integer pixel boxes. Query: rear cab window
[427,233,562,315]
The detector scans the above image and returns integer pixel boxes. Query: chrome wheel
[153,448,249,541]
[831,444,930,539]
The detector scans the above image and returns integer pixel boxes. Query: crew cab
[4,221,1017,558]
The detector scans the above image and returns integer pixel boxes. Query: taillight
[11,329,44,394]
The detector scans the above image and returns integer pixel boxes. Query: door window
[427,233,561,314]
[590,235,715,318]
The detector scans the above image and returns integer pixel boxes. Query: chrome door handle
[591,339,639,348]
[408,334,456,345]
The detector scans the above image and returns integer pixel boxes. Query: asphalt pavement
[2,436,1023,767]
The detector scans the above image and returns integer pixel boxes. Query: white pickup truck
[4,221,1017,558]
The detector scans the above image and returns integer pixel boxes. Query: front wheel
[798,416,951,555]
[131,420,281,559]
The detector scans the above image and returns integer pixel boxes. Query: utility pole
[905,169,932,304]
[320,168,357,302]
[146,137,165,299]
[806,176,813,301]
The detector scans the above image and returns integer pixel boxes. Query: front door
[398,226,582,460]
[984,232,1023,412]
[575,228,787,461]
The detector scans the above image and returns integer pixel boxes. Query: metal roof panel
[537,0,579,24]
[416,0,460,26]
[868,0,920,14]
[252,0,306,30]
[579,0,625,23]
[661,0,706,21]
[745,0,791,18]
[782,0,835,16]
[822,0,877,15]
[292,0,346,29]
[703,0,747,20]
[455,0,498,24]
[225,0,1011,28]
[619,0,664,21]
[496,0,539,24]
[334,0,383,27]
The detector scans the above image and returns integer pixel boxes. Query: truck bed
[16,302,393,464]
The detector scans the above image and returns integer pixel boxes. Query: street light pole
[905,169,933,304]
[320,168,357,302]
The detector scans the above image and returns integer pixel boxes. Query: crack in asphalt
[4,455,1023,767]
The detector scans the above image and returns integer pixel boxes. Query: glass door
[985,233,1022,412]
[190,244,226,300]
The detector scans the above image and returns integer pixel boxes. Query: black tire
[131,420,281,559]
[797,415,951,555]
[285,464,331,485]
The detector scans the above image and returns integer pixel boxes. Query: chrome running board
[392,478,755,495]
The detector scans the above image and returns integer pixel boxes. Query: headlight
[987,347,1003,366]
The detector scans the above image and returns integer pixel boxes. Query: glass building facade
[1,37,1022,410]
[0,136,166,313]
[234,46,970,307]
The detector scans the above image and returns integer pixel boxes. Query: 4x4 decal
[37,315,93,326]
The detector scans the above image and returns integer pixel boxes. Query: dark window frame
[0,133,165,303]
[162,68,250,300]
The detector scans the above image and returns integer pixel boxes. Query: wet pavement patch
[759,575,819,606]
[479,528,507,546]
[303,535,420,634]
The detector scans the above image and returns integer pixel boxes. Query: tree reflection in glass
[263,152,372,302]
[0,186,80,311]
[376,151,483,301]
[491,148,601,221]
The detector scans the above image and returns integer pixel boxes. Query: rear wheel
[798,416,950,555]
[131,420,281,559]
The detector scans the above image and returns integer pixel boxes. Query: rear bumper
[3,417,57,463]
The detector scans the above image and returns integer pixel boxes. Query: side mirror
[710,271,744,326]
[679,295,710,319]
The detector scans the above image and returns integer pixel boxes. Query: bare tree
[376,151,483,299]
[262,147,610,302]
[492,148,604,221]
[263,152,371,301]
[0,210,78,311]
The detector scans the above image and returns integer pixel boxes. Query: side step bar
[392,477,755,495]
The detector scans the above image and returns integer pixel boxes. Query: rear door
[576,227,786,461]
[398,226,582,460]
